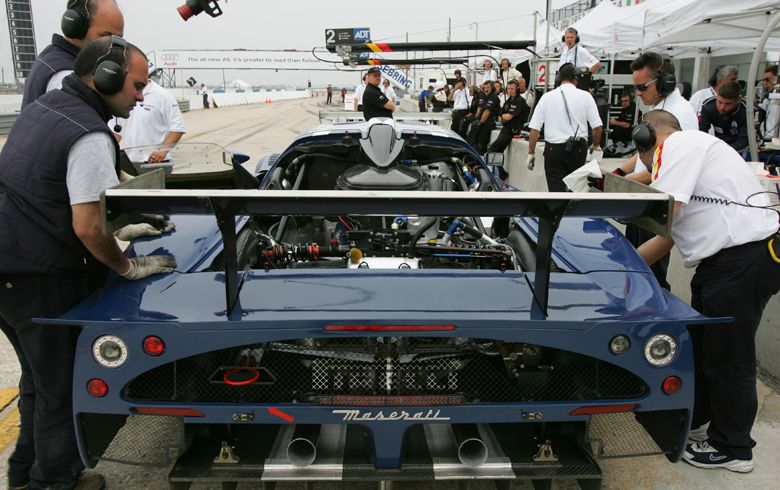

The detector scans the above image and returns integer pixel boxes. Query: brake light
[132,407,204,417]
[87,379,108,398]
[325,325,456,332]
[318,395,465,406]
[143,336,166,356]
[570,404,639,416]
[662,376,682,395]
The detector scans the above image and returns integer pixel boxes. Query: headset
[93,35,128,96]
[631,121,656,153]
[656,55,677,98]
[61,0,90,40]
[561,27,580,44]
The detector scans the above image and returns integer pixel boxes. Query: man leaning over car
[0,37,175,490]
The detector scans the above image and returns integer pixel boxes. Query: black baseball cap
[366,67,381,75]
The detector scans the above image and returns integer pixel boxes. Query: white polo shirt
[649,131,777,267]
[116,80,186,151]
[560,44,599,71]
[528,83,603,144]
[633,89,698,172]
[689,86,716,116]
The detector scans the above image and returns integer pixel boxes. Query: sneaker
[75,471,105,490]
[688,422,709,442]
[683,441,754,473]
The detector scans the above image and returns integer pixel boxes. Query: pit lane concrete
[0,96,779,489]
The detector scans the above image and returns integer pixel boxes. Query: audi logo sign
[160,54,180,62]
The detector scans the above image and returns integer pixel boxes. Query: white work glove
[589,146,603,163]
[526,154,536,171]
[120,255,177,281]
[114,220,175,241]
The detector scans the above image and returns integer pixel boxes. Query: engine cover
[336,164,426,191]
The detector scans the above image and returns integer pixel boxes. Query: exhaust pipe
[452,424,488,467]
[286,425,321,467]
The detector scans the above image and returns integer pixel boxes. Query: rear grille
[124,338,647,404]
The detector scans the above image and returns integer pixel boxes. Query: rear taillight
[143,336,166,356]
[570,404,638,416]
[133,407,204,417]
[662,376,682,395]
[87,379,108,398]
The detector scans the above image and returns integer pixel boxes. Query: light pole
[470,21,479,41]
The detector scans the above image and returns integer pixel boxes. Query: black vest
[0,75,120,274]
[22,34,81,109]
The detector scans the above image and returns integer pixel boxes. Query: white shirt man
[636,111,779,474]
[527,68,603,191]
[631,88,698,173]
[452,86,472,110]
[115,80,186,163]
[690,66,739,116]
[528,83,602,144]
[560,28,601,74]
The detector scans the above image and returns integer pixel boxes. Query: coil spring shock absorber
[264,243,321,263]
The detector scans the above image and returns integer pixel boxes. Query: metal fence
[0,113,18,135]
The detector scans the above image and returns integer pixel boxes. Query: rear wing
[101,170,672,317]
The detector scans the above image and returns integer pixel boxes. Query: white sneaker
[683,441,754,473]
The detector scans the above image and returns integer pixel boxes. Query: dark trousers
[625,224,671,290]
[0,272,92,489]
[418,100,427,112]
[326,93,333,104]
[611,125,632,145]
[451,110,467,137]
[489,126,519,154]
[202,93,209,109]
[543,141,587,192]
[469,121,496,154]
[688,238,780,460]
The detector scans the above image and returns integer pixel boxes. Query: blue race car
[50,119,713,489]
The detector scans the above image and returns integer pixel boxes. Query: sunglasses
[764,77,776,82]
[633,79,657,91]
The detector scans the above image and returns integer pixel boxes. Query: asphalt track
[0,96,779,489]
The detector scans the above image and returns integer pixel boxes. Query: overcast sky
[1,0,575,87]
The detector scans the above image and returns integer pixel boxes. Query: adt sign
[354,28,371,42]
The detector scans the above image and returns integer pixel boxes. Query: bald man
[22,0,125,108]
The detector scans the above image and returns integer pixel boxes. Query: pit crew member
[362,67,395,120]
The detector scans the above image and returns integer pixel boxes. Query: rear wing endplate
[101,170,672,317]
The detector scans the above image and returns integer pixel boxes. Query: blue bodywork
[55,123,715,477]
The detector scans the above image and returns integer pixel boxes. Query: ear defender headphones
[61,0,90,39]
[656,54,677,97]
[562,27,580,44]
[631,121,656,153]
[93,35,128,96]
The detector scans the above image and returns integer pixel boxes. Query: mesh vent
[125,338,647,404]
[80,413,186,467]
[585,409,687,458]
